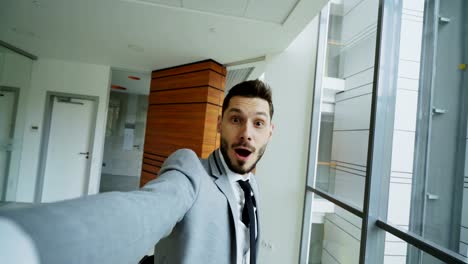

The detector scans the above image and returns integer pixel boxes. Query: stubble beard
[220,137,268,175]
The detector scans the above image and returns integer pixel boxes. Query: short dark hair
[222,79,274,119]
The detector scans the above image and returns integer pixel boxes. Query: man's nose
[239,123,253,141]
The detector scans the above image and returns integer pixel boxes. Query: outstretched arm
[0,149,201,264]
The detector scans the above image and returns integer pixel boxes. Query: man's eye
[232,117,240,123]
[255,121,265,127]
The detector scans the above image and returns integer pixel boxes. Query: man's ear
[217,115,222,133]
[269,123,275,140]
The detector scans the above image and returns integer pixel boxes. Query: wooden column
[140,59,226,186]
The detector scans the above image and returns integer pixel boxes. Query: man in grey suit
[0,79,274,264]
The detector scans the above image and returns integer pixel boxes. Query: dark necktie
[238,180,257,264]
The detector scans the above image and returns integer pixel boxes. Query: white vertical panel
[397,60,420,79]
[390,131,415,173]
[397,77,419,91]
[387,181,412,226]
[399,19,423,61]
[394,89,418,131]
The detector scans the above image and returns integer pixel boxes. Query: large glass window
[301,0,379,262]
[301,0,468,263]
[386,0,468,262]
[312,0,379,210]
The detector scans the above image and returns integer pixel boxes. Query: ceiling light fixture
[111,85,127,90]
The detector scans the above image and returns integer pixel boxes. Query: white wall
[15,58,111,202]
[256,17,319,264]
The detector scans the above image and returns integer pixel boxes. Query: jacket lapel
[208,151,240,257]
[249,175,261,251]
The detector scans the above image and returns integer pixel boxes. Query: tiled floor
[0,202,33,209]
[99,174,140,193]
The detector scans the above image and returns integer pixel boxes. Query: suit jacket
[153,149,261,264]
[0,149,260,264]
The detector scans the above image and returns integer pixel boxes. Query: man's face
[218,96,274,175]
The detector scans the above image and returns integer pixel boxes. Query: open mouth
[234,148,252,159]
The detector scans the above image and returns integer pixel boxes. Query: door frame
[35,91,99,203]
[0,86,20,201]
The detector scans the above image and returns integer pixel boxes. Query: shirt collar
[217,149,251,183]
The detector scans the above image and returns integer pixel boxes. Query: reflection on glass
[313,0,379,210]
[0,46,32,202]
[0,88,16,200]
[385,0,468,263]
[100,91,149,193]
[308,193,362,264]
[384,234,450,264]
[316,113,335,192]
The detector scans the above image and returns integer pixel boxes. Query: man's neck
[217,149,250,179]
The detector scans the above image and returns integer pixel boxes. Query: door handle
[432,107,447,115]
[79,152,90,159]
[426,193,439,200]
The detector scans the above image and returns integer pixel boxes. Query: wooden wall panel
[151,70,224,91]
[152,60,227,79]
[141,170,159,185]
[140,59,226,186]
[149,87,223,105]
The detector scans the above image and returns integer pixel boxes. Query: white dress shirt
[218,150,253,264]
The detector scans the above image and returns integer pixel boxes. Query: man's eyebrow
[255,111,269,118]
[228,108,269,118]
[227,108,243,114]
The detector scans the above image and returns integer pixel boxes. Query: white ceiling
[0,0,326,72]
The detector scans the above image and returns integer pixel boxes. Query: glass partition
[0,45,33,203]
[312,0,379,210]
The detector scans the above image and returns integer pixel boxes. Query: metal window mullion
[408,0,439,262]
[298,3,331,264]
[359,0,403,263]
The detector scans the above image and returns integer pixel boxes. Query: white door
[0,91,16,199]
[41,96,94,202]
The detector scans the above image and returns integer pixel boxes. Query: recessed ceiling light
[128,76,141,80]
[111,85,127,90]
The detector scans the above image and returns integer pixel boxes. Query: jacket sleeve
[0,148,201,264]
